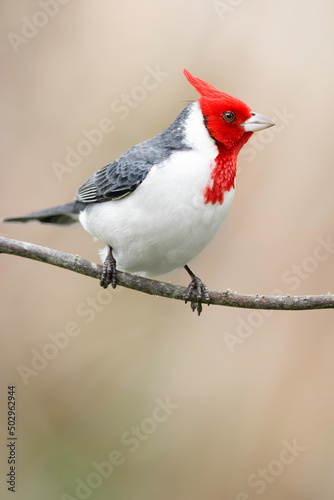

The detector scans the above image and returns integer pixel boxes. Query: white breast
[79,102,236,277]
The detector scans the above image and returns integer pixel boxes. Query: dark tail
[3,201,87,226]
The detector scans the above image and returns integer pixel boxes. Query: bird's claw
[100,247,117,289]
[185,275,210,316]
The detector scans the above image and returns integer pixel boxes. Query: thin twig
[1,236,333,311]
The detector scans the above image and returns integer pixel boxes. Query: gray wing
[76,144,157,203]
[76,103,192,204]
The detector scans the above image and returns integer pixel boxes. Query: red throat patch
[204,132,252,205]
[204,145,237,205]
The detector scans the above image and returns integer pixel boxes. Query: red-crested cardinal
[4,69,274,314]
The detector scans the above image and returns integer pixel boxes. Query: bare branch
[1,236,333,311]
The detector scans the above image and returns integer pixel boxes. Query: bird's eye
[222,111,236,123]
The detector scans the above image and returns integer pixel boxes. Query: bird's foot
[184,265,210,316]
[100,246,117,289]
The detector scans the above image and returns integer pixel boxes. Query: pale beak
[242,112,275,132]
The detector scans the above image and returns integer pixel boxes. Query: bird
[4,69,274,315]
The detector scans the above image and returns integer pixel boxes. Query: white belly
[79,148,235,277]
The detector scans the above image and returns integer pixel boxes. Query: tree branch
[1,235,333,311]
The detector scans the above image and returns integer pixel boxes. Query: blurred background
[1,1,334,498]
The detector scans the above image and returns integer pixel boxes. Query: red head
[184,69,254,151]
[183,69,274,204]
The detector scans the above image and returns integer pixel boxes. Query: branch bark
[1,235,333,311]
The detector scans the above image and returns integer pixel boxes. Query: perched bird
[4,69,274,314]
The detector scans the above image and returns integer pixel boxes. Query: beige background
[1,1,334,499]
